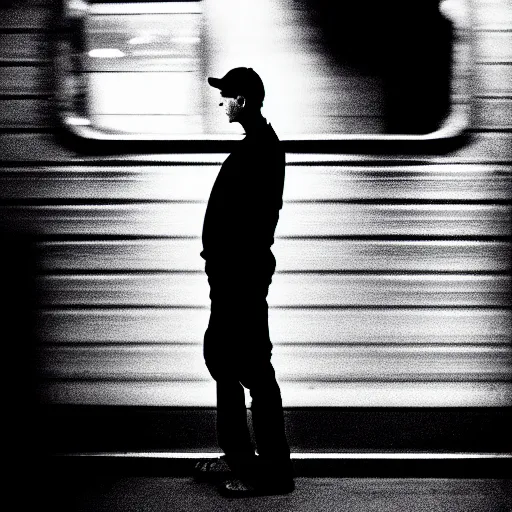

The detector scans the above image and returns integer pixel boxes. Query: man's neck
[239,112,267,135]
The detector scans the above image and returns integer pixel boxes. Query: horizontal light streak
[294,453,512,460]
[1,164,509,174]
[67,451,512,460]
[15,204,506,212]
[40,381,512,407]
[39,344,512,386]
[128,52,196,59]
[88,49,125,58]
[89,3,202,15]
[8,203,509,238]
[40,344,512,355]
[2,164,511,202]
[65,117,91,126]
[9,174,511,202]
[39,240,509,247]
[37,273,512,308]
[90,114,203,135]
[38,308,511,346]
[37,239,512,273]
[128,36,156,46]
[41,273,511,282]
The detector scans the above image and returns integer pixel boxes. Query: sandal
[218,476,295,498]
[193,456,232,482]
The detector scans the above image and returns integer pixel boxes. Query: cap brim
[207,77,223,89]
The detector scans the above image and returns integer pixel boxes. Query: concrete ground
[40,476,511,512]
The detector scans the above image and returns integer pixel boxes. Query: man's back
[201,121,285,275]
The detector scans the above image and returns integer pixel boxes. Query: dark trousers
[203,273,292,478]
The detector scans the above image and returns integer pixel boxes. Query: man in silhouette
[194,67,294,497]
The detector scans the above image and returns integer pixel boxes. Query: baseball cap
[208,67,265,104]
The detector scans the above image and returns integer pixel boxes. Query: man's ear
[236,95,246,107]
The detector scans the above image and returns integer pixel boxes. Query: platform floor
[38,476,511,512]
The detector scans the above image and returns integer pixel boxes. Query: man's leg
[236,290,293,481]
[216,378,256,468]
[203,316,256,472]
[241,358,293,481]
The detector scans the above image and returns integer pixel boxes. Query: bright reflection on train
[88,48,125,58]
[58,0,470,140]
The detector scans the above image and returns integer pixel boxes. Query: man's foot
[193,456,232,482]
[218,476,295,498]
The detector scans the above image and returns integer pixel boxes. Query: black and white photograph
[0,0,510,509]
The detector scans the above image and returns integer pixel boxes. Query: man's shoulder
[257,124,284,155]
[268,122,280,138]
[243,122,280,143]
[231,122,285,173]
[263,123,282,146]
[267,126,285,164]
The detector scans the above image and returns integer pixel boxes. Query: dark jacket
[201,121,285,277]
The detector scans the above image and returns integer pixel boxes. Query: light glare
[89,49,125,58]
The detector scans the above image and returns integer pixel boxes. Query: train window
[56,0,471,142]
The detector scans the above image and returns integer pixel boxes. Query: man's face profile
[219,92,244,123]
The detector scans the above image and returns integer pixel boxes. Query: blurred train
[0,0,510,456]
